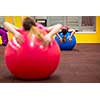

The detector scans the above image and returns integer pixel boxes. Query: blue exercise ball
[55,32,76,50]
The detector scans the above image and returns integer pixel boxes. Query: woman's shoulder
[36,23,49,33]
[16,28,25,34]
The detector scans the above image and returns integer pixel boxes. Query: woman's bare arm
[4,22,20,36]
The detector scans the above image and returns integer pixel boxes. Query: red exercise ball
[4,30,60,79]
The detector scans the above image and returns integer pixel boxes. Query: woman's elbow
[3,22,9,29]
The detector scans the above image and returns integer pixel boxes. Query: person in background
[0,26,8,46]
[60,25,76,42]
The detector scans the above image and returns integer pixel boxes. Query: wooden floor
[0,43,100,83]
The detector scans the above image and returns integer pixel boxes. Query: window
[66,16,96,32]
[0,16,96,33]
[0,16,4,27]
[47,16,96,33]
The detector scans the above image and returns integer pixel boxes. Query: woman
[4,17,63,46]
[0,26,8,46]
[60,25,76,42]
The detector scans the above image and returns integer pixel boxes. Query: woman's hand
[15,33,24,45]
[42,34,52,47]
[68,37,72,42]
[68,29,76,42]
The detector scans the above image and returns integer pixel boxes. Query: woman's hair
[23,17,46,40]
[61,29,67,35]
[61,26,69,35]
[31,26,45,41]
[23,17,36,31]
